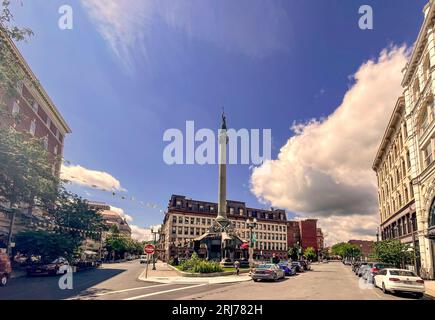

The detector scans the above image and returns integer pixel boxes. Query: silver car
[251,264,285,282]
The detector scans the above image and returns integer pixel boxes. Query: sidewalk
[138,262,252,284]
[425,280,435,298]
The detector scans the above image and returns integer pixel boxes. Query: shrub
[179,253,223,273]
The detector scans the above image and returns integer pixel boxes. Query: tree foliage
[304,246,317,261]
[0,127,60,208]
[331,242,362,259]
[48,188,108,249]
[15,230,76,262]
[371,239,412,268]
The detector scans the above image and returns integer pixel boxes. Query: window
[178,227,182,234]
[207,219,211,225]
[229,207,234,214]
[430,199,435,228]
[184,227,188,235]
[210,206,214,212]
[178,216,183,224]
[176,200,182,207]
[239,208,244,215]
[16,81,23,94]
[184,217,189,224]
[32,101,39,113]
[172,227,176,234]
[12,101,20,117]
[54,145,58,155]
[423,142,434,168]
[202,218,206,225]
[43,136,48,150]
[29,119,36,136]
[190,217,195,224]
[172,216,177,224]
[46,116,51,128]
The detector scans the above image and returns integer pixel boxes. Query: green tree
[0,128,60,208]
[304,247,317,261]
[372,239,412,268]
[49,188,108,250]
[15,230,76,262]
[288,245,299,260]
[331,242,362,260]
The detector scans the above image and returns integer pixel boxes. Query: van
[0,251,12,286]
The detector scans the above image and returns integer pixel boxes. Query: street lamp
[151,226,161,270]
[246,218,257,267]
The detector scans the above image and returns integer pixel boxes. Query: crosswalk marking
[124,283,208,300]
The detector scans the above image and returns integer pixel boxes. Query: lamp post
[246,218,257,267]
[151,226,160,270]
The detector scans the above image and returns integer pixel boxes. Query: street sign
[144,244,155,254]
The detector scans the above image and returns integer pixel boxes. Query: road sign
[144,244,155,254]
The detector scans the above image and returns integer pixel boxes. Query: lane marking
[94,283,174,297]
[124,283,208,300]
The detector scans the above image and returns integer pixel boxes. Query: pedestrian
[174,256,179,266]
[234,260,240,276]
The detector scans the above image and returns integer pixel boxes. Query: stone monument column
[216,112,229,229]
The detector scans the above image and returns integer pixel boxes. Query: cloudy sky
[10,0,427,244]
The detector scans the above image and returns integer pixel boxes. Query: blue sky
[9,0,428,242]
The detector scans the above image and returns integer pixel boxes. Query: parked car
[27,257,69,276]
[278,262,297,276]
[364,262,395,283]
[139,255,148,264]
[354,262,368,274]
[298,260,311,271]
[374,268,425,297]
[251,264,285,282]
[358,263,373,277]
[0,251,12,287]
[291,261,305,273]
[322,259,329,263]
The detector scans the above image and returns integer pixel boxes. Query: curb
[166,264,250,277]
[137,268,252,285]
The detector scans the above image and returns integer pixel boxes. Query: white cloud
[80,0,291,69]
[61,164,125,191]
[130,224,161,242]
[251,46,409,244]
[109,206,133,222]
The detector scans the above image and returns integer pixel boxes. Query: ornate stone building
[374,1,435,279]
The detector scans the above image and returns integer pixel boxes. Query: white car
[374,268,425,298]
[139,255,148,264]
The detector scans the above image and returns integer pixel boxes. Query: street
[0,261,431,300]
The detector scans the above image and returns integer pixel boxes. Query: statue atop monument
[221,110,227,130]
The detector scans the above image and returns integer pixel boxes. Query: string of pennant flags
[1,110,166,213]
[29,220,102,236]
[61,158,165,214]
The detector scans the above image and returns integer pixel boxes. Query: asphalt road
[0,260,431,300]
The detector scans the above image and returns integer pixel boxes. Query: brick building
[348,240,375,259]
[0,29,71,247]
[159,195,289,261]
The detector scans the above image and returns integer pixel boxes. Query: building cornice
[0,28,71,134]
[402,1,435,87]
[372,96,405,170]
